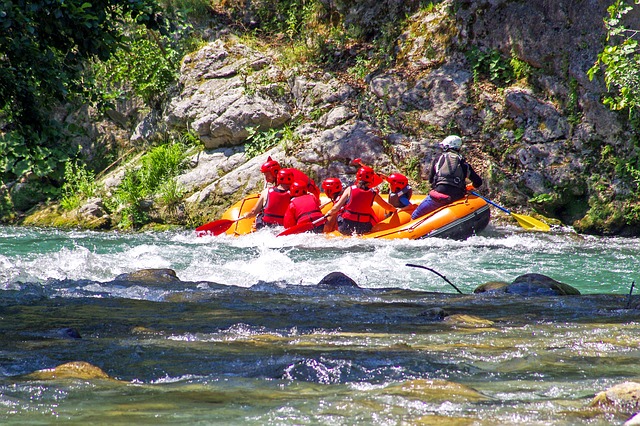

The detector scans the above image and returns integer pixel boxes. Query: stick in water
[626,280,635,309]
[406,263,464,294]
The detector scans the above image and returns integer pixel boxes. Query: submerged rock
[115,268,181,283]
[382,379,490,402]
[317,272,360,289]
[24,361,111,380]
[508,273,580,296]
[418,307,449,320]
[590,381,640,414]
[52,327,82,339]
[474,281,510,293]
[474,274,580,296]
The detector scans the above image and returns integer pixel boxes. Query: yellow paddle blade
[511,213,550,232]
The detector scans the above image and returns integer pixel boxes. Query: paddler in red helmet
[259,156,320,199]
[259,156,281,186]
[321,178,344,203]
[321,177,344,232]
[283,181,325,233]
[325,166,397,235]
[240,168,294,229]
[386,173,413,208]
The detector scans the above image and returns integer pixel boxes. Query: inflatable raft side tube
[423,204,490,240]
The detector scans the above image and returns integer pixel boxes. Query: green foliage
[597,144,640,196]
[91,9,199,109]
[245,127,280,158]
[567,78,583,125]
[110,141,188,228]
[60,161,98,211]
[161,0,212,18]
[252,0,321,40]
[588,0,640,123]
[529,193,555,204]
[467,46,515,85]
[0,128,78,183]
[112,171,149,229]
[158,178,184,206]
[509,49,532,81]
[0,0,164,184]
[348,55,375,80]
[0,188,13,222]
[403,156,423,181]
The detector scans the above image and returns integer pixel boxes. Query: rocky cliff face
[37,0,640,234]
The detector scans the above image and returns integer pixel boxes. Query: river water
[1,223,639,424]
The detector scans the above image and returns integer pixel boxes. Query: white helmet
[439,135,462,151]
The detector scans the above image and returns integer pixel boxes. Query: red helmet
[322,178,343,199]
[387,173,409,192]
[277,168,295,185]
[289,180,307,197]
[260,157,281,176]
[356,166,375,184]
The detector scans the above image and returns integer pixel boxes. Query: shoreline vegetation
[1,0,640,235]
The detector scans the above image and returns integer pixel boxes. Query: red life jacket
[289,194,323,226]
[341,185,376,224]
[263,187,291,225]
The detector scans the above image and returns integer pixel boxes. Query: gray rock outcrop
[166,40,291,149]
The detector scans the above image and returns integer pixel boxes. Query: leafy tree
[588,0,640,124]
[0,0,165,185]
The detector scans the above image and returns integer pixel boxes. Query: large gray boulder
[165,39,291,149]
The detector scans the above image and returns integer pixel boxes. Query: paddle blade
[195,219,235,236]
[277,221,316,237]
[512,213,550,232]
[277,217,327,237]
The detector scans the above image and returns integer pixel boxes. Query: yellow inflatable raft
[219,193,490,240]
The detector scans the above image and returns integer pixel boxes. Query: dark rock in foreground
[115,268,181,283]
[474,273,580,296]
[317,272,360,289]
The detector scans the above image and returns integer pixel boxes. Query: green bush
[110,141,189,228]
[245,127,281,158]
[60,161,98,211]
[91,13,198,109]
[467,46,514,85]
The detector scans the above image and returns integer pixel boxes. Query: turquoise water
[1,224,639,424]
[1,225,637,294]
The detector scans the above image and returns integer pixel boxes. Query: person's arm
[326,186,351,217]
[466,163,483,189]
[283,202,296,229]
[428,157,438,186]
[240,188,267,220]
[374,193,397,213]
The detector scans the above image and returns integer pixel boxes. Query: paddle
[195,218,239,236]
[277,216,327,237]
[470,191,550,231]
